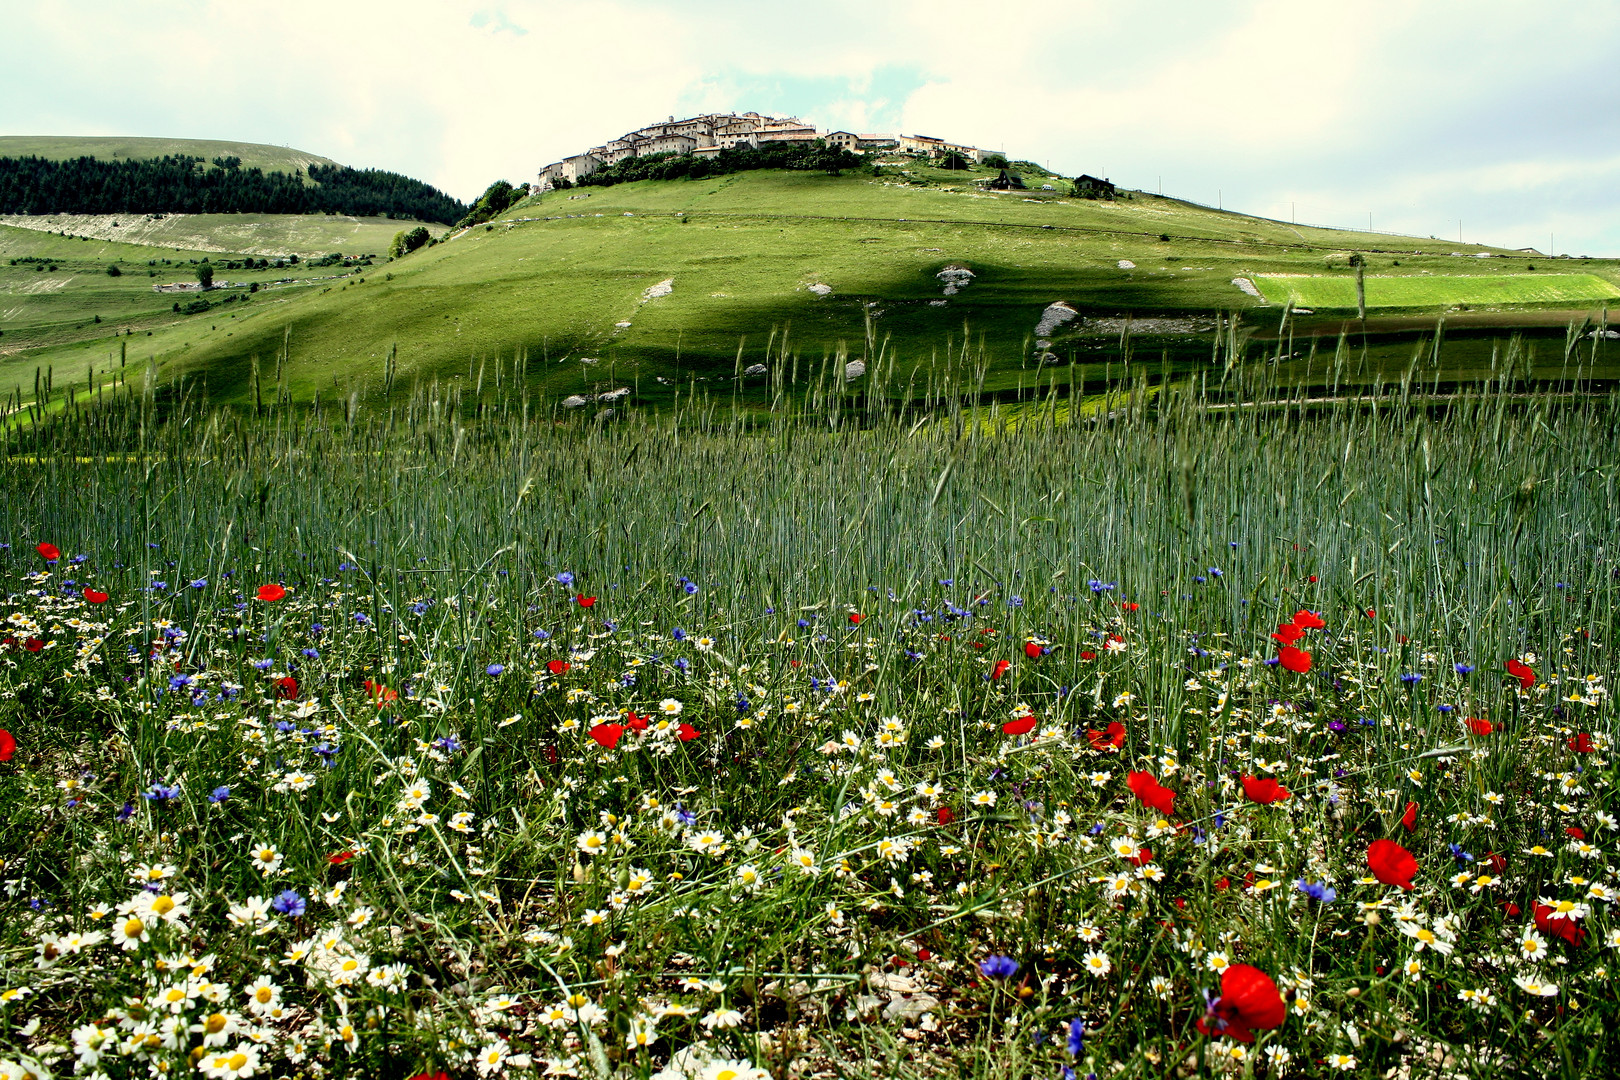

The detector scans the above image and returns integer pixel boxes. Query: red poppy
[1078,650,1097,660]
[256,583,287,602]
[937,806,955,826]
[575,595,597,608]
[364,679,398,707]
[1278,646,1312,674]
[36,542,60,562]
[1293,610,1325,630]
[848,612,864,625]
[1087,721,1126,750]
[82,587,109,604]
[1569,733,1596,753]
[916,947,932,962]
[1367,838,1417,890]
[1533,903,1587,947]
[1196,964,1286,1044]
[546,659,571,675]
[1400,801,1418,832]
[1566,826,1586,840]
[1501,901,1522,917]
[1126,771,1176,816]
[626,712,648,732]
[1128,847,1153,867]
[1308,574,1319,583]
[1240,776,1290,805]
[1505,659,1535,690]
[407,1072,450,1080]
[1119,602,1139,612]
[990,659,1011,680]
[0,729,14,762]
[24,637,44,652]
[275,676,299,700]
[543,745,558,765]
[589,723,624,749]
[1365,608,1377,619]
[1215,876,1230,890]
[676,723,700,741]
[1023,641,1043,659]
[1483,850,1507,874]
[1271,622,1304,645]
[1465,717,1493,736]
[328,850,356,866]
[1002,715,1038,736]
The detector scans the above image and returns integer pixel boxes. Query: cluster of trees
[578,141,865,188]
[458,180,528,228]
[389,226,432,258]
[0,155,468,223]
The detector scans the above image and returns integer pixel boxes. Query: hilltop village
[537,111,988,188]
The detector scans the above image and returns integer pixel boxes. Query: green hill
[0,136,336,175]
[4,159,1617,411]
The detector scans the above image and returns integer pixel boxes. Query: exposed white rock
[742,363,768,377]
[806,283,833,296]
[642,278,674,300]
[561,395,588,408]
[844,360,867,380]
[1117,259,1136,269]
[1232,277,1262,299]
[1034,301,1079,339]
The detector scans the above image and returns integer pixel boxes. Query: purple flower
[1067,1017,1085,1056]
[486,664,505,676]
[1295,878,1337,904]
[270,889,306,917]
[208,786,230,803]
[556,572,574,586]
[979,955,1019,979]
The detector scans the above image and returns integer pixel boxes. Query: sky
[6,0,1619,254]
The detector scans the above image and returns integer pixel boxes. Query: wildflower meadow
[0,373,1616,1080]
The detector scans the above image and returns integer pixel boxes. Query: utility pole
[1291,201,1295,224]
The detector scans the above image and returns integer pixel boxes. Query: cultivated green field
[1255,272,1620,310]
[0,135,336,174]
[2,162,1616,411]
[0,212,436,258]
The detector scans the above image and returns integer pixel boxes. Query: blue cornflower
[978,955,1020,979]
[270,889,306,917]
[938,579,954,587]
[1455,663,1474,675]
[675,658,689,673]
[301,648,320,660]
[1449,843,1475,865]
[144,781,181,801]
[251,658,274,671]
[309,623,325,636]
[1193,575,1207,584]
[1400,672,1422,685]
[1007,595,1023,607]
[672,627,687,641]
[1066,1018,1085,1057]
[486,664,505,676]
[352,612,371,625]
[208,786,230,803]
[168,674,192,690]
[115,801,136,822]
[532,628,550,640]
[1208,568,1223,577]
[1295,879,1337,904]
[150,581,168,591]
[556,571,574,586]
[798,618,810,628]
[683,580,699,595]
[434,735,462,753]
[189,578,207,589]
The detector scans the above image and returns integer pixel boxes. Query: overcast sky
[6,0,1618,254]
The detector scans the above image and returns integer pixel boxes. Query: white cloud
[2,0,1618,251]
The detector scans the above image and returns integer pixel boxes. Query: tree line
[0,155,467,224]
[574,141,866,188]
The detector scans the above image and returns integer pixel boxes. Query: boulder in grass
[743,364,768,377]
[844,360,867,380]
[561,395,588,408]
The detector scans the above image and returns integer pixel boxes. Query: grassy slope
[0,213,435,258]
[0,135,336,174]
[5,163,1618,405]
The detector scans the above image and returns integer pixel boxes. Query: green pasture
[1255,272,1620,310]
[0,212,436,258]
[1,167,1616,409]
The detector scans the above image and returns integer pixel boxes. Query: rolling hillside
[4,158,1616,411]
[0,136,337,175]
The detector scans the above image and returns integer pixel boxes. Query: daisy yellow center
[151,896,175,916]
[205,1014,227,1033]
[228,1054,248,1070]
[255,987,273,1002]
[124,917,144,937]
